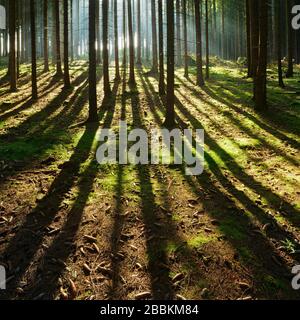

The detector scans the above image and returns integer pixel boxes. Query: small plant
[281,239,296,254]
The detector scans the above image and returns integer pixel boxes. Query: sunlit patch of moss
[187,232,216,248]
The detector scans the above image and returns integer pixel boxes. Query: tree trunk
[122,0,127,67]
[250,0,259,77]
[246,0,251,77]
[88,0,98,122]
[136,0,142,66]
[205,0,209,79]
[183,0,188,78]
[164,0,175,128]
[30,0,38,99]
[194,0,204,86]
[103,0,111,95]
[286,0,294,78]
[63,0,71,88]
[158,0,165,95]
[43,0,49,72]
[114,0,120,80]
[55,0,63,76]
[9,0,17,91]
[127,0,135,84]
[151,0,158,74]
[275,0,284,87]
[254,0,268,111]
[176,0,182,66]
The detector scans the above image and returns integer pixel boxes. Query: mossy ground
[0,59,299,300]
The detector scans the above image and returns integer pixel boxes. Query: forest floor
[0,60,299,300]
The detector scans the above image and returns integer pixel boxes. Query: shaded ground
[0,60,299,300]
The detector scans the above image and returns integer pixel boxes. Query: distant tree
[54,0,63,77]
[253,0,268,110]
[127,0,135,85]
[9,0,17,91]
[183,0,189,78]
[151,0,158,74]
[103,0,111,95]
[164,0,175,128]
[114,0,120,80]
[43,0,49,72]
[250,0,259,77]
[122,0,127,67]
[158,0,165,95]
[30,0,37,100]
[88,0,98,122]
[63,0,71,88]
[194,0,204,86]
[176,0,182,66]
[96,0,101,64]
[136,0,142,66]
[205,0,209,79]
[286,0,294,78]
[275,0,284,87]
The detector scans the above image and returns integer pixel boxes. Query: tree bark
[127,0,135,84]
[183,0,188,78]
[30,0,38,99]
[43,0,49,72]
[114,0,120,80]
[88,0,98,122]
[103,0,111,95]
[151,0,158,73]
[9,0,17,91]
[136,0,142,66]
[194,0,204,86]
[164,0,175,128]
[254,0,268,111]
[158,0,165,95]
[63,0,71,88]
[54,0,63,76]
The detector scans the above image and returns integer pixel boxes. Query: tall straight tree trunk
[9,0,17,91]
[205,0,209,79]
[136,0,142,65]
[246,0,251,77]
[158,0,165,95]
[63,0,71,88]
[114,0,120,80]
[88,0,98,122]
[96,0,101,63]
[183,0,188,78]
[250,0,259,77]
[127,0,135,85]
[151,0,158,74]
[122,0,127,67]
[55,0,63,76]
[286,0,294,77]
[103,0,111,95]
[194,0,204,86]
[70,0,74,61]
[30,0,38,99]
[16,0,20,78]
[43,0,49,72]
[164,0,175,128]
[275,0,284,87]
[221,0,225,59]
[176,0,182,66]
[254,0,268,110]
